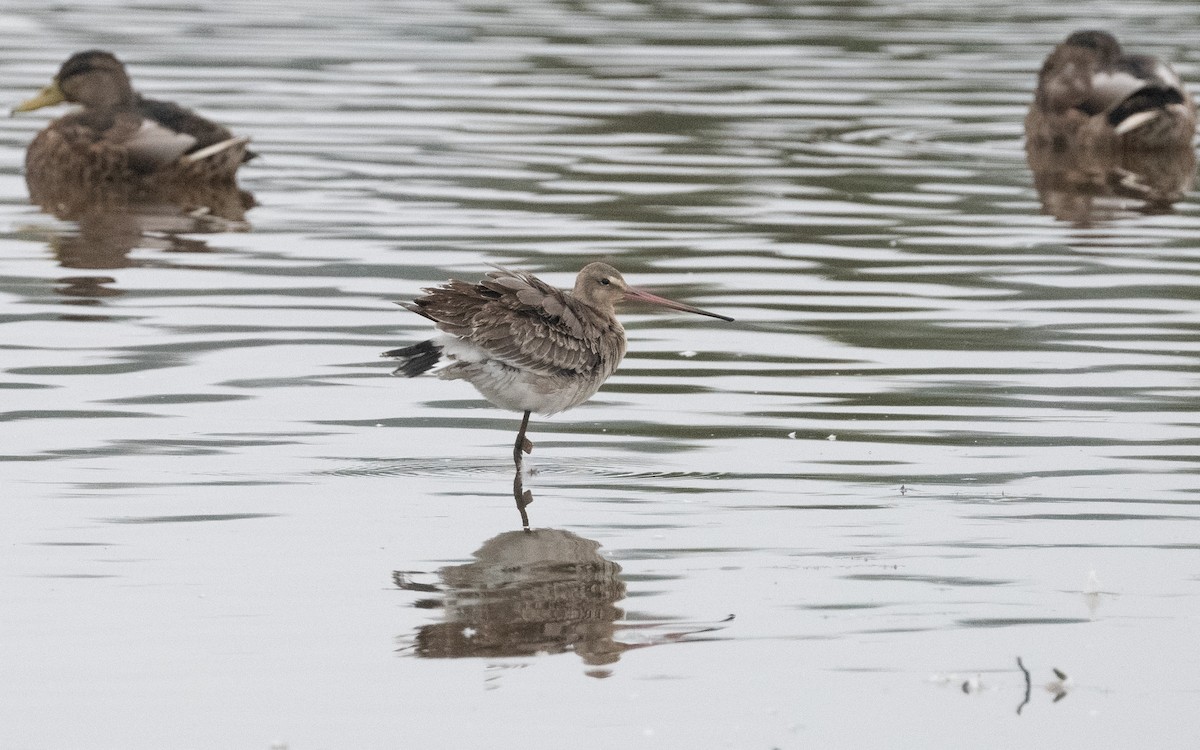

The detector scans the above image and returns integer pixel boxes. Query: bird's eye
[599,278,611,286]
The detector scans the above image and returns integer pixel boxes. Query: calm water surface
[2,1,1199,748]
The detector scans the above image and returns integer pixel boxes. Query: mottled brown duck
[13,50,254,215]
[1026,30,1196,152]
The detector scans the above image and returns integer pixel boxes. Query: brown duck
[12,50,254,213]
[1026,31,1196,151]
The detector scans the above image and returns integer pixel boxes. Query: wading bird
[383,262,732,525]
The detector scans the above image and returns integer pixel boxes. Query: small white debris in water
[679,350,697,358]
[787,431,796,439]
[1045,668,1072,699]
[375,423,383,427]
[1083,569,1103,617]
[930,672,981,692]
[462,626,477,639]
[827,434,837,441]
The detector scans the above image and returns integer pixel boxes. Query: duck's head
[1062,30,1122,65]
[13,50,135,113]
[573,261,733,321]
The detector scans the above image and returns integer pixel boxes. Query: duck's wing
[404,269,610,375]
[1083,68,1154,115]
[1080,53,1186,114]
[1100,55,1192,135]
[137,97,233,147]
[123,119,198,171]
[136,97,255,161]
[1120,54,1185,91]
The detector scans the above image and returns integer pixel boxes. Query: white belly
[435,335,615,416]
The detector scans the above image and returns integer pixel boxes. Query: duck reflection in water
[1025,31,1197,225]
[36,194,253,271]
[12,50,255,274]
[394,528,728,676]
[1027,145,1195,225]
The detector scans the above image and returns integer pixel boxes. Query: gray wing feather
[407,270,613,375]
[1085,70,1147,113]
[124,119,198,171]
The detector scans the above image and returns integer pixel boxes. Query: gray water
[2,1,1199,748]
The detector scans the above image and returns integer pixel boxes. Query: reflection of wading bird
[396,529,628,667]
[1025,30,1196,151]
[384,263,732,524]
[12,50,255,215]
[395,528,733,671]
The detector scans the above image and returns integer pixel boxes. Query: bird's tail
[382,339,441,377]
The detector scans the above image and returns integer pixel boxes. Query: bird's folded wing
[123,119,198,171]
[1084,69,1150,114]
[414,273,606,375]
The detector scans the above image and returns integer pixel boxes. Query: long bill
[624,287,734,322]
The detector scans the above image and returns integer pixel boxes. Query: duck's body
[14,51,253,211]
[384,262,732,468]
[1025,31,1196,151]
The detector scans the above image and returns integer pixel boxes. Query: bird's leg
[512,410,534,530]
[513,410,533,465]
